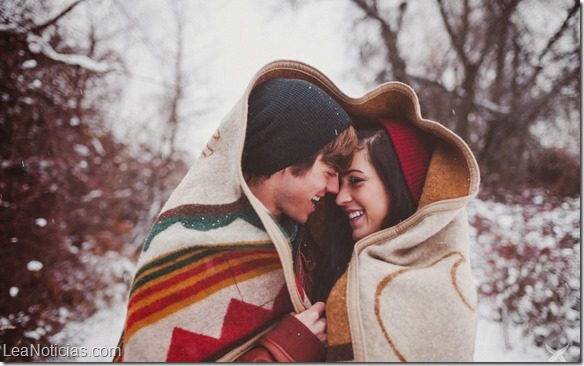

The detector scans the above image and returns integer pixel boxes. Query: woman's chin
[352,227,377,242]
[352,230,365,242]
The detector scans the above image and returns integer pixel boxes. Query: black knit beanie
[244,78,352,175]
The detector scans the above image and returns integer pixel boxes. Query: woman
[319,117,479,362]
[315,118,432,302]
[336,119,430,240]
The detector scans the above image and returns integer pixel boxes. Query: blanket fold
[115,60,479,362]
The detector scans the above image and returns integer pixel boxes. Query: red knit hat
[380,119,432,203]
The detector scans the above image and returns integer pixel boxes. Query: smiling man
[238,78,358,361]
[243,78,357,226]
[115,76,358,363]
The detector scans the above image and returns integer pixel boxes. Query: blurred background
[0,0,580,362]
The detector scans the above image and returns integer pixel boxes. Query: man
[237,78,358,361]
[116,76,357,362]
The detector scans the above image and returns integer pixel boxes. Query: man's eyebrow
[340,169,363,177]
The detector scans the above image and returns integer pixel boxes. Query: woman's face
[336,148,390,241]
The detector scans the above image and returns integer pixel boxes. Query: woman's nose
[335,184,351,206]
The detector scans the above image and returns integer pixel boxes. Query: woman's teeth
[348,211,364,220]
[311,196,321,203]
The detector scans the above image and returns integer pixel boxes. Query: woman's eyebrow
[341,169,364,177]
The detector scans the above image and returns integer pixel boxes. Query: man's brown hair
[244,126,358,184]
[288,125,359,177]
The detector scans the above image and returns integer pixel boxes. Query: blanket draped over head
[115,60,480,362]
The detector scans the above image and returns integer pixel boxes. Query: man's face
[274,154,339,224]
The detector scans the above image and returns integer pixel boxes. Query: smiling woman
[305,80,480,361]
[337,148,392,242]
[314,119,433,300]
[336,120,433,241]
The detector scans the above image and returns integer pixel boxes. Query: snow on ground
[474,317,549,362]
[49,250,134,362]
[50,301,127,362]
[54,302,550,362]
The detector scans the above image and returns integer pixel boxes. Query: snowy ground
[50,197,579,362]
[474,318,549,362]
[51,300,551,362]
[50,302,127,362]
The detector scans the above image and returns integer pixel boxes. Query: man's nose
[326,175,339,194]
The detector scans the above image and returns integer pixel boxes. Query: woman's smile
[336,149,390,241]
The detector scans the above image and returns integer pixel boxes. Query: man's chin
[297,217,309,225]
[291,214,309,225]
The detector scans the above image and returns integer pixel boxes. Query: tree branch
[536,0,580,65]
[353,0,384,25]
[437,0,468,65]
[31,0,86,34]
[27,33,120,73]
[351,0,408,82]
[517,1,579,97]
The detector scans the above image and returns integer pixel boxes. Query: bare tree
[160,0,188,160]
[352,0,410,83]
[0,0,190,360]
[1,0,127,360]
[348,0,580,195]
[104,0,197,256]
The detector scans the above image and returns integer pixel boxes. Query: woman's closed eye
[348,176,364,185]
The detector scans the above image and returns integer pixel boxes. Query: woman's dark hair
[313,123,418,302]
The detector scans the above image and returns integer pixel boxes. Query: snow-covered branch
[26,33,122,73]
[32,0,85,34]
[0,23,22,33]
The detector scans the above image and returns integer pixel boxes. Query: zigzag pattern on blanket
[166,284,292,361]
[118,197,296,361]
[124,243,282,341]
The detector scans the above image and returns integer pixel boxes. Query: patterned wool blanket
[321,82,480,362]
[115,62,312,362]
[115,60,479,362]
